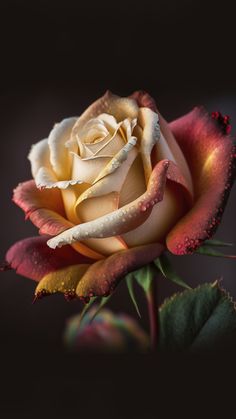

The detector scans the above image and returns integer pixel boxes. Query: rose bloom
[4,91,235,299]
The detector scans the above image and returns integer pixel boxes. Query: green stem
[146,279,158,351]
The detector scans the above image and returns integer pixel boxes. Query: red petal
[167,107,235,255]
[129,90,158,112]
[76,243,164,297]
[13,180,72,235]
[6,235,93,281]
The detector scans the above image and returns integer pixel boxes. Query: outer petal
[13,180,69,234]
[76,243,164,297]
[130,90,158,112]
[13,180,106,260]
[131,90,194,196]
[5,235,92,281]
[167,108,236,255]
[35,264,90,299]
[28,138,50,178]
[47,159,169,249]
[48,117,78,179]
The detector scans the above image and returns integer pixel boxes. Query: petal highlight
[167,108,236,255]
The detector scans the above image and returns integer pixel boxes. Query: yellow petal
[119,154,146,207]
[35,264,90,297]
[81,236,128,256]
[122,183,186,246]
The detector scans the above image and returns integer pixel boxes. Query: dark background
[0,0,236,416]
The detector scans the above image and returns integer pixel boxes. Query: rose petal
[167,107,236,255]
[137,107,160,183]
[35,264,90,298]
[119,154,146,207]
[34,166,83,189]
[75,146,138,210]
[131,90,194,196]
[76,242,164,297]
[123,182,187,246]
[13,180,104,260]
[80,236,128,257]
[92,129,137,183]
[130,90,158,112]
[6,235,92,281]
[48,117,77,179]
[71,153,111,183]
[28,138,50,178]
[71,91,139,139]
[47,159,169,249]
[13,180,69,233]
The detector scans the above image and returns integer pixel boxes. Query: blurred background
[0,0,235,416]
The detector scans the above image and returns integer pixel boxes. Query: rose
[3,91,235,300]
[64,308,149,352]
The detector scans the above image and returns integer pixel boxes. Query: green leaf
[154,253,191,290]
[159,282,236,351]
[204,239,234,247]
[89,295,112,324]
[79,297,97,324]
[196,245,236,259]
[134,263,158,293]
[126,274,141,318]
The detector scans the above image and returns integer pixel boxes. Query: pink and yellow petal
[76,242,164,298]
[5,235,93,281]
[167,107,235,254]
[35,263,90,299]
[13,180,71,236]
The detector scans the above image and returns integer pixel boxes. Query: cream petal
[28,138,51,178]
[75,146,138,213]
[81,236,128,256]
[48,117,78,180]
[123,183,186,246]
[119,154,146,207]
[93,133,137,184]
[71,91,139,139]
[137,107,160,184]
[98,113,119,131]
[35,166,83,189]
[47,160,169,249]
[71,153,112,184]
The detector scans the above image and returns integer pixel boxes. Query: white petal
[138,107,160,184]
[35,166,83,189]
[71,153,111,184]
[48,117,78,180]
[28,138,50,178]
